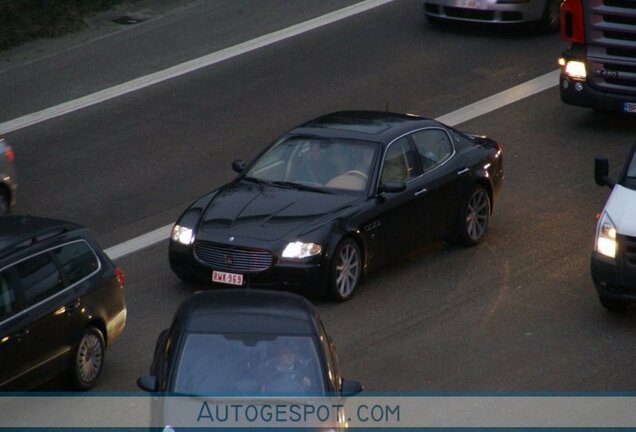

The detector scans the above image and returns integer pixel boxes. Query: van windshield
[622,147,636,190]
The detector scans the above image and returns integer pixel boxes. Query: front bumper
[423,1,544,24]
[560,75,636,113]
[169,241,328,292]
[591,251,636,302]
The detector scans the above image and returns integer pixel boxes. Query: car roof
[0,215,83,257]
[289,110,441,144]
[179,289,319,335]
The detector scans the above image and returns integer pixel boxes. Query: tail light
[5,145,14,162]
[115,266,125,288]
[561,0,584,44]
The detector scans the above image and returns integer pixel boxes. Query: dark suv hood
[197,180,359,241]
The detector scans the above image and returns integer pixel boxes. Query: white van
[592,142,636,312]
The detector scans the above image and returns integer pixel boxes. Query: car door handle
[457,168,470,175]
[414,188,428,196]
[64,302,79,314]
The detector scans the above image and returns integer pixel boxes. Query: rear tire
[455,185,491,246]
[539,0,561,33]
[70,326,105,391]
[599,296,629,313]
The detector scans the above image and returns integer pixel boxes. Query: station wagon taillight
[115,266,125,288]
[4,145,14,162]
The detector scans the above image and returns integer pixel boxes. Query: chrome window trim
[0,239,102,327]
[375,127,457,193]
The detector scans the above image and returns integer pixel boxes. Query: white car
[423,0,561,33]
[592,142,636,312]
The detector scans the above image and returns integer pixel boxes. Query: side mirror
[341,379,363,396]
[378,181,406,194]
[232,160,246,173]
[137,375,158,392]
[594,156,615,188]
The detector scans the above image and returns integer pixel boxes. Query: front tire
[456,185,491,246]
[328,238,362,302]
[70,326,105,391]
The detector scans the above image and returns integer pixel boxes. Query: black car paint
[139,290,352,394]
[169,111,503,296]
[0,216,126,391]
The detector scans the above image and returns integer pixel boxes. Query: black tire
[70,326,105,391]
[328,238,362,302]
[0,188,9,215]
[599,296,629,313]
[539,0,561,33]
[455,185,491,246]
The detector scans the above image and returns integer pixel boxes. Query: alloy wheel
[77,332,103,384]
[465,189,489,241]
[334,242,360,299]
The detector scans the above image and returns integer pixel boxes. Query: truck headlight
[596,212,617,259]
[171,224,194,245]
[282,241,322,259]
[562,59,587,80]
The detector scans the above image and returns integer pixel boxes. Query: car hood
[605,184,636,237]
[196,180,359,241]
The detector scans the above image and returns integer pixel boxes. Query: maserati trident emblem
[224,253,233,267]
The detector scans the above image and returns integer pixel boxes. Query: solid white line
[104,69,560,261]
[0,0,396,135]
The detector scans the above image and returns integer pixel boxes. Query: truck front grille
[587,0,636,95]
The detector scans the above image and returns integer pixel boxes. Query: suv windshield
[174,334,325,394]
[245,137,378,193]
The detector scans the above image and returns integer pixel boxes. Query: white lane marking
[0,0,395,135]
[105,68,560,260]
[436,70,561,126]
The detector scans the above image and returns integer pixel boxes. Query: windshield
[622,147,636,190]
[245,137,379,193]
[174,334,326,394]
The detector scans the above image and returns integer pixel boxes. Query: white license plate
[212,270,244,286]
[624,102,636,113]
[455,0,481,8]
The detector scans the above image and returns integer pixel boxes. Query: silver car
[423,0,561,32]
[0,137,17,214]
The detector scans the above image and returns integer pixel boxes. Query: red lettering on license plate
[212,271,244,286]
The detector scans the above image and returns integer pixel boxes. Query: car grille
[624,235,636,266]
[194,242,274,272]
[586,0,636,95]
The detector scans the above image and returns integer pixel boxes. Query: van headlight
[171,224,194,245]
[596,212,617,259]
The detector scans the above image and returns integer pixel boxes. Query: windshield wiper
[272,181,334,194]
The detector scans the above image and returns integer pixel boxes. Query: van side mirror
[137,375,158,392]
[341,379,363,396]
[594,156,615,188]
[232,160,246,173]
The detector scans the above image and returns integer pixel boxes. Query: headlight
[596,212,617,259]
[171,224,194,245]
[282,241,322,259]
[562,60,587,80]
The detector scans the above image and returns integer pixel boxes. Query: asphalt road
[2,0,636,394]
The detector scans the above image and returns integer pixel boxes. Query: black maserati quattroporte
[169,111,503,301]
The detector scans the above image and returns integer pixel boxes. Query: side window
[52,241,99,285]
[0,269,19,321]
[412,129,453,171]
[381,138,419,183]
[15,253,64,307]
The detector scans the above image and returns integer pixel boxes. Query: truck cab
[559,0,636,113]
[592,142,636,312]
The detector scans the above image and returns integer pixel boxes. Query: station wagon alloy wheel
[72,327,105,390]
[331,239,361,301]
